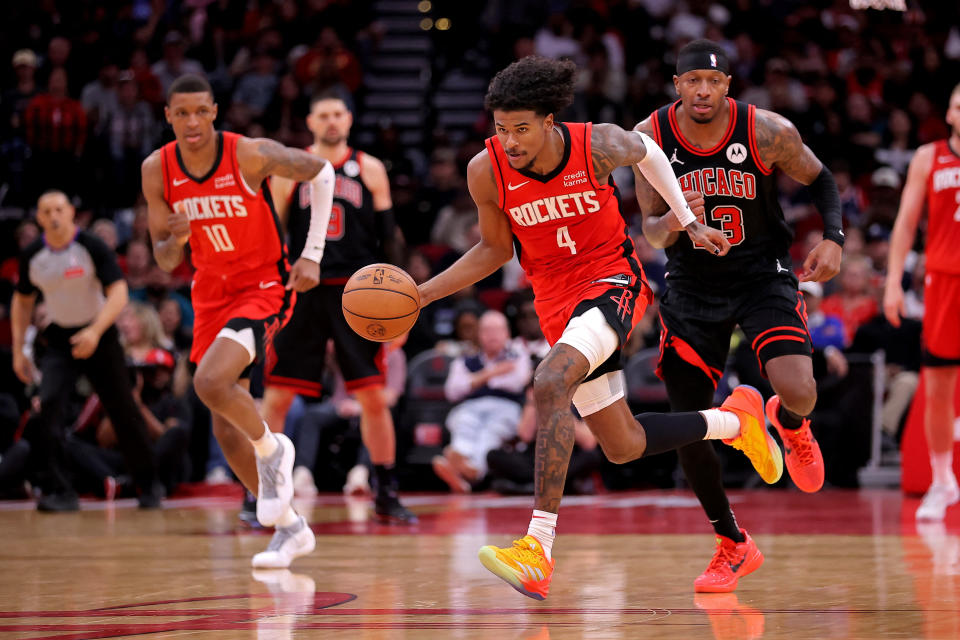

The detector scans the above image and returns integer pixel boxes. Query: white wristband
[301,161,335,263]
[634,130,696,227]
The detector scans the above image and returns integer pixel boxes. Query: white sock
[527,510,557,560]
[251,423,278,458]
[277,507,300,528]
[930,451,957,488]
[700,409,741,440]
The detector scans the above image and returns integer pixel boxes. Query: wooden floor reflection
[0,489,958,639]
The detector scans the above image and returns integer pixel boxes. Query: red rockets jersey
[926,139,960,274]
[161,131,286,280]
[485,122,644,306]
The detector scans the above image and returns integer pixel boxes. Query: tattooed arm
[755,109,843,282]
[630,118,705,249]
[237,136,328,188]
[592,122,727,255]
[753,109,822,184]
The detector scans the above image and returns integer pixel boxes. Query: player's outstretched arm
[141,151,189,272]
[240,137,335,291]
[883,143,934,327]
[592,122,729,256]
[755,109,843,282]
[630,118,705,249]
[418,153,515,307]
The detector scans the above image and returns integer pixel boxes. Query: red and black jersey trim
[487,138,508,211]
[649,110,662,147]
[668,98,737,157]
[175,132,224,184]
[748,105,773,175]
[583,122,600,190]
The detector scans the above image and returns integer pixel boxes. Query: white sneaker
[251,516,316,569]
[205,466,231,485]
[343,464,371,496]
[916,483,960,521]
[292,466,318,497]
[256,433,295,526]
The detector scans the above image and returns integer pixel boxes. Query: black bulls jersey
[287,148,382,281]
[651,99,794,292]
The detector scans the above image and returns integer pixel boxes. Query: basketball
[342,263,420,342]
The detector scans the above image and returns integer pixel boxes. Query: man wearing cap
[2,49,39,209]
[632,39,844,592]
[11,190,161,511]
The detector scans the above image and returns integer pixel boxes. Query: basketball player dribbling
[261,91,416,524]
[633,39,842,592]
[141,74,335,568]
[885,82,960,521]
[416,56,785,600]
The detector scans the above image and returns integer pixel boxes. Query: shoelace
[509,538,547,569]
[705,539,741,572]
[783,425,816,465]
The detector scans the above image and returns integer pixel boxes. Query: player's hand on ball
[168,211,191,245]
[287,257,321,292]
[667,191,706,231]
[687,221,731,256]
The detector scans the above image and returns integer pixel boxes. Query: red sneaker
[694,529,764,593]
[766,395,824,493]
[694,592,765,640]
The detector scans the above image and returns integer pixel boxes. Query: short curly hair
[484,56,576,117]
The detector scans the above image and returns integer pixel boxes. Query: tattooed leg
[532,344,589,513]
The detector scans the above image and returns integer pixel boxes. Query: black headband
[676,49,730,75]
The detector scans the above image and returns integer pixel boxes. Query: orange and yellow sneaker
[694,529,764,593]
[478,535,555,601]
[766,395,824,493]
[720,385,783,484]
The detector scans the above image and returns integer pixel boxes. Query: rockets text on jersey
[161,131,286,280]
[485,122,643,307]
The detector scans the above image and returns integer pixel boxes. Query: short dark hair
[484,56,576,117]
[167,74,213,103]
[309,89,351,111]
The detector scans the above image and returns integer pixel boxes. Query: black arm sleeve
[807,166,844,247]
[375,207,397,244]
[15,239,42,295]
[77,231,124,286]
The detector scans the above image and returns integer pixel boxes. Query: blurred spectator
[875,108,916,176]
[129,47,164,109]
[799,281,846,351]
[821,255,880,345]
[434,302,483,358]
[507,292,550,361]
[151,32,204,95]
[432,311,531,492]
[157,297,192,354]
[293,27,363,95]
[1,49,39,209]
[1,220,40,285]
[105,71,156,207]
[400,148,463,246]
[863,167,903,230]
[81,60,120,138]
[431,190,479,254]
[231,49,279,121]
[24,68,87,202]
[534,13,580,60]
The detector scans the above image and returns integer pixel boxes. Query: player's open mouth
[693,104,712,113]
[186,133,202,143]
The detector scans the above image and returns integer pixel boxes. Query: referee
[11,190,161,511]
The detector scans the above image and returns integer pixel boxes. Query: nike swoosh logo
[259,280,279,289]
[507,181,529,191]
[729,557,746,572]
[173,177,190,186]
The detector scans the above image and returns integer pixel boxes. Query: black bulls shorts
[264,284,385,396]
[657,274,812,388]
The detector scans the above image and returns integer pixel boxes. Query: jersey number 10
[203,224,235,252]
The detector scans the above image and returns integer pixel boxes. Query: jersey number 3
[694,205,745,249]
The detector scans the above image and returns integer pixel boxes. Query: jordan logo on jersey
[507,191,600,228]
[677,168,757,199]
[173,195,249,220]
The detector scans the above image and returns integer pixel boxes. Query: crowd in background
[1,0,959,499]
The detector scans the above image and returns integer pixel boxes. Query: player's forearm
[418,242,512,307]
[153,236,186,272]
[277,149,327,183]
[885,211,920,287]
[642,214,680,249]
[634,132,696,227]
[11,293,35,352]
[301,162,335,263]
[89,281,129,336]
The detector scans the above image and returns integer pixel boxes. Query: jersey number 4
[693,205,745,249]
[557,225,577,255]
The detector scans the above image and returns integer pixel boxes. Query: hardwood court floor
[0,489,958,639]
